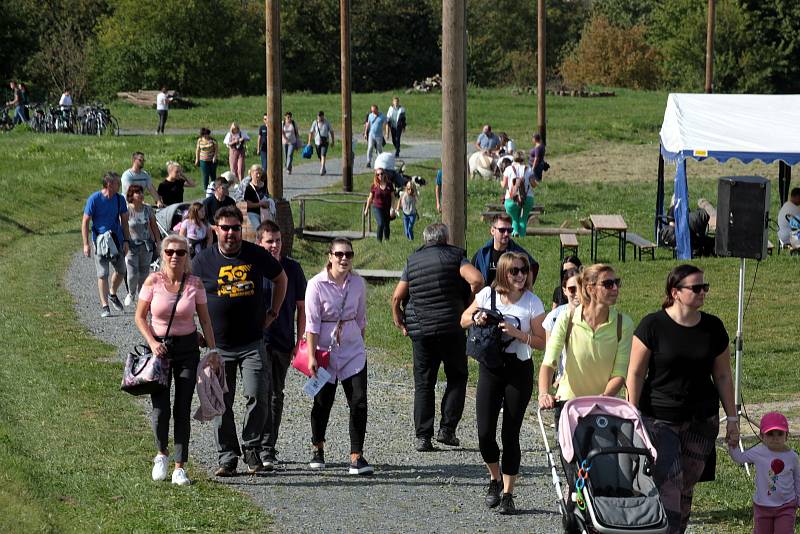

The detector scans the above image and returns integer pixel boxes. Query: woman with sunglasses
[363,169,394,242]
[552,255,582,309]
[542,268,581,386]
[461,252,546,515]
[134,234,219,486]
[304,237,372,475]
[538,264,633,414]
[627,264,737,534]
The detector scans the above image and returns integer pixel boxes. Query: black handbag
[120,274,186,396]
[466,288,510,369]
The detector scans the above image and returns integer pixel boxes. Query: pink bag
[291,339,330,378]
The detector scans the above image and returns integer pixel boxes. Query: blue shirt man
[475,124,500,153]
[364,105,387,167]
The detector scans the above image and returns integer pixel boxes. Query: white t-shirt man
[777,199,800,244]
[59,93,73,108]
[121,168,153,197]
[474,287,545,361]
[156,91,169,111]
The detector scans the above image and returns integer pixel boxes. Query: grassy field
[1,86,797,532]
[111,87,667,156]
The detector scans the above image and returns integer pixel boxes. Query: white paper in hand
[303,367,331,398]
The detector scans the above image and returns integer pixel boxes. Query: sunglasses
[597,278,622,289]
[678,283,710,294]
[493,227,513,234]
[218,224,242,232]
[509,266,529,276]
[565,285,579,294]
[164,248,187,257]
[332,250,355,259]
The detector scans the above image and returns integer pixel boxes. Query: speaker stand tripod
[734,257,751,475]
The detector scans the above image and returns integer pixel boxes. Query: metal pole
[441,0,467,248]
[735,256,750,474]
[536,0,547,143]
[705,0,715,93]
[340,0,353,192]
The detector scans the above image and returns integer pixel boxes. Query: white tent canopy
[660,93,800,163]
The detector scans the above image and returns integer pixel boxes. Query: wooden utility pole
[265,0,294,254]
[537,0,546,143]
[705,0,715,93]
[441,0,467,247]
[340,0,353,191]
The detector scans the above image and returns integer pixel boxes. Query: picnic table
[590,214,628,262]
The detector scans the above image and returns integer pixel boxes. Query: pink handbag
[291,339,330,378]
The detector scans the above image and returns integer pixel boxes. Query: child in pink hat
[728,411,800,534]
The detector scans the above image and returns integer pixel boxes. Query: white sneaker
[152,455,168,481]
[171,468,191,486]
[124,293,135,307]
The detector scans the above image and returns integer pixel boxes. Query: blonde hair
[577,264,615,306]
[166,161,181,174]
[160,235,192,274]
[492,252,531,294]
[229,121,240,132]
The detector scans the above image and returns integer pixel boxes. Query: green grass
[111,87,667,155]
[1,85,796,532]
[0,130,269,533]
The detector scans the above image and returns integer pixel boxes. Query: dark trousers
[156,110,168,133]
[311,366,368,454]
[259,149,267,172]
[150,334,199,464]
[476,356,533,476]
[214,341,272,468]
[372,206,390,241]
[260,346,292,456]
[199,160,216,191]
[390,126,402,156]
[411,332,468,439]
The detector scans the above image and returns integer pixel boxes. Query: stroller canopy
[657,93,800,258]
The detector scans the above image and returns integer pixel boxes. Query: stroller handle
[585,446,653,464]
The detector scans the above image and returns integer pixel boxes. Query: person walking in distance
[121,152,164,207]
[391,223,483,452]
[257,114,269,172]
[256,220,307,467]
[156,86,172,134]
[192,206,287,476]
[363,104,386,168]
[386,97,406,158]
[81,171,132,317]
[308,111,334,176]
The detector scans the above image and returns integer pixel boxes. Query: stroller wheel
[559,501,580,534]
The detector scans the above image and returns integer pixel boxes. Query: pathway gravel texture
[67,141,564,532]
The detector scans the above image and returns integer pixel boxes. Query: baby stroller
[537,396,668,534]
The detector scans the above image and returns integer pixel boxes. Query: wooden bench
[559,233,579,260]
[625,232,657,261]
[525,227,592,236]
[355,269,402,282]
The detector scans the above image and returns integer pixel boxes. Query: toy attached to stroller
[537,396,668,534]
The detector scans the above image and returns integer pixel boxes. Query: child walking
[397,181,418,240]
[728,412,800,534]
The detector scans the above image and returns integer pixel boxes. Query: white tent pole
[735,257,750,475]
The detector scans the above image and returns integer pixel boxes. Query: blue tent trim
[660,145,800,166]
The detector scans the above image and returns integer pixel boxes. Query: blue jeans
[260,150,267,171]
[199,160,217,190]
[283,143,295,171]
[372,206,390,241]
[402,212,417,240]
[13,106,25,125]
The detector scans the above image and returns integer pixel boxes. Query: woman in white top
[281,112,299,174]
[501,150,537,237]
[395,181,418,240]
[223,121,250,182]
[461,252,546,515]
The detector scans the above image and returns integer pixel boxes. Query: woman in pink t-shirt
[134,234,219,486]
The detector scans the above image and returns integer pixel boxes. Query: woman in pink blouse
[134,234,219,486]
[304,237,372,475]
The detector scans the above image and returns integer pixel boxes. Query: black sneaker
[100,305,111,318]
[261,451,277,469]
[309,448,325,469]
[415,437,434,452]
[243,450,264,474]
[436,428,460,447]
[485,479,502,508]
[498,493,516,515]
[348,456,374,475]
[108,293,124,311]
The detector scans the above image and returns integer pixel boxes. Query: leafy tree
[560,15,661,89]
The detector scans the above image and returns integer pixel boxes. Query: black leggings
[150,333,199,463]
[476,356,533,476]
[311,366,368,454]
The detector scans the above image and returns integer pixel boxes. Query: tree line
[2,0,798,102]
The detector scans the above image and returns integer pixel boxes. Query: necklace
[218,245,240,259]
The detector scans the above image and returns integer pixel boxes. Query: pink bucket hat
[760,412,789,434]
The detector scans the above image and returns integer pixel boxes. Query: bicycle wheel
[103,115,120,136]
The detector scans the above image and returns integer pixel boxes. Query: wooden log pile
[407,74,442,93]
[115,90,195,109]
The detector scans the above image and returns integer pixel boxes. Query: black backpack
[466,288,512,368]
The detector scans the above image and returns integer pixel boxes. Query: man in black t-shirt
[193,206,287,475]
[256,221,307,466]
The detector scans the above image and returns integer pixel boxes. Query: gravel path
[66,140,562,532]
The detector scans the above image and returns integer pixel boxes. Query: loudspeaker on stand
[715,176,770,260]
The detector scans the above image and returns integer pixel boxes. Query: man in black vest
[391,223,484,452]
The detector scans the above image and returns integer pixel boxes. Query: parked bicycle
[78,103,120,136]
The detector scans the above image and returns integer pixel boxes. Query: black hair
[662,264,703,309]
[214,205,243,224]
